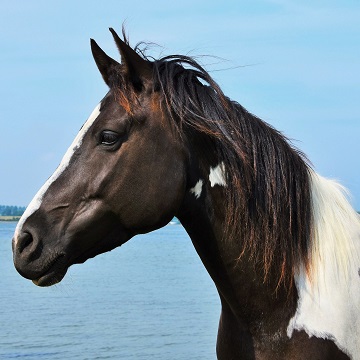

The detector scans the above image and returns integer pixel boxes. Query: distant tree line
[0,205,26,216]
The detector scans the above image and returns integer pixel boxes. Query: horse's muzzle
[12,230,68,287]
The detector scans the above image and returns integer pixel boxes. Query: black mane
[152,55,312,289]
[115,36,313,289]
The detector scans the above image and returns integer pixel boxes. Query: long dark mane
[115,35,313,290]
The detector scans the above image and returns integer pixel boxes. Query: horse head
[12,27,360,359]
[12,29,187,286]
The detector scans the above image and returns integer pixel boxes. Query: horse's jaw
[13,221,130,287]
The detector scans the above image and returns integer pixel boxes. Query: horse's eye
[100,130,120,146]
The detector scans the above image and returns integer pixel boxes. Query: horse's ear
[90,39,120,87]
[109,27,152,90]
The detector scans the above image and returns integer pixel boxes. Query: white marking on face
[209,162,226,187]
[287,170,360,359]
[190,180,204,199]
[14,103,102,244]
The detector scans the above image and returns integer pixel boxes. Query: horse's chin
[31,254,68,287]
[32,268,68,287]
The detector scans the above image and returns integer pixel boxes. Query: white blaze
[14,103,102,244]
[287,170,360,359]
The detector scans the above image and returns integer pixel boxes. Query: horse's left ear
[109,28,152,91]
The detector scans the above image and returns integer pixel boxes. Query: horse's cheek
[114,156,185,230]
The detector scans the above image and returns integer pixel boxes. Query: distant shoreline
[0,216,20,222]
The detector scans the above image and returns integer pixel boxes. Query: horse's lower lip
[32,254,68,287]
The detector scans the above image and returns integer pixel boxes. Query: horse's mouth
[32,253,68,287]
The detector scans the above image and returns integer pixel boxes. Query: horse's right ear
[90,39,120,87]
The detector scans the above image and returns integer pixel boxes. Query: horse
[12,27,360,359]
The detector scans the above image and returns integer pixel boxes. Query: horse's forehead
[79,102,102,135]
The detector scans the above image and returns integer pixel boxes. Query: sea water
[0,222,220,359]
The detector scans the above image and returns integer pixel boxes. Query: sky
[0,0,359,209]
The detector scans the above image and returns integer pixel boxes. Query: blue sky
[1,0,359,209]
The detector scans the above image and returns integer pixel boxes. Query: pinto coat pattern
[13,27,360,359]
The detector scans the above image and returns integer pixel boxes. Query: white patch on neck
[190,180,204,199]
[287,170,360,359]
[209,162,226,187]
[14,103,102,244]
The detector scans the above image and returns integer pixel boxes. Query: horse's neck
[176,161,296,329]
[178,159,360,357]
[177,176,241,314]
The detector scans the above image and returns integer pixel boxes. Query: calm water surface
[0,222,220,359]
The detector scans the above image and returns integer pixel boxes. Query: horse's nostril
[17,232,34,254]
